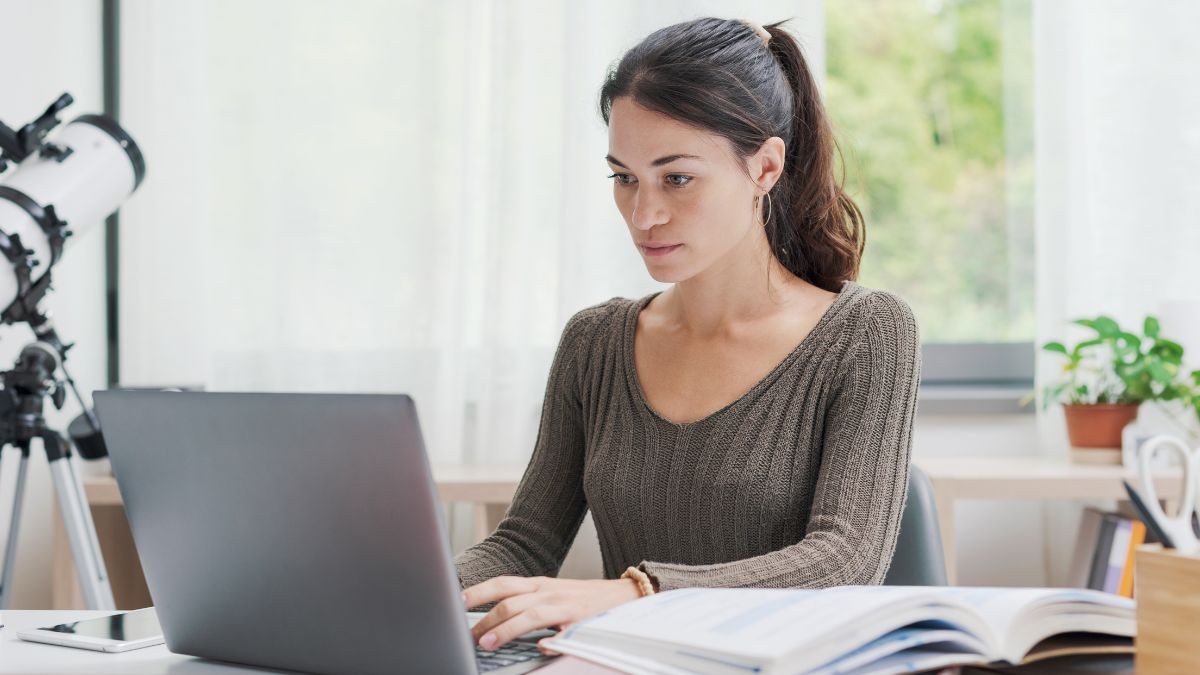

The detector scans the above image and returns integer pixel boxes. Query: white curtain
[1033,0,1200,585]
[116,0,822,470]
[1034,0,1200,446]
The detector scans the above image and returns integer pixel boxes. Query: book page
[547,587,1133,673]
[552,587,971,669]
[808,628,987,675]
[914,587,1134,663]
[851,646,988,675]
[1021,633,1135,663]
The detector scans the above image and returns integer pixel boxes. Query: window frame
[919,342,1035,414]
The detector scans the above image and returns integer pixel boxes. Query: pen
[1122,479,1176,549]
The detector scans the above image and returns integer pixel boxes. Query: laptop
[94,390,553,675]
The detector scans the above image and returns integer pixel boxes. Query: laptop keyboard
[475,640,545,672]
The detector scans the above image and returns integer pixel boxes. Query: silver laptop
[94,391,552,675]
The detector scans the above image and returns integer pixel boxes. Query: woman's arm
[454,305,606,591]
[637,291,922,592]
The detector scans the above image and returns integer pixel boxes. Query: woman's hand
[463,576,643,654]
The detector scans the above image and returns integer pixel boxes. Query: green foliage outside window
[825,0,1033,343]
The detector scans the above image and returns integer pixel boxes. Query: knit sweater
[454,280,921,594]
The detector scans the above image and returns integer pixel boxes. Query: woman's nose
[631,191,668,231]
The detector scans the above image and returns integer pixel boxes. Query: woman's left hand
[464,576,643,654]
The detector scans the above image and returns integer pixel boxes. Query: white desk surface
[0,611,579,675]
[0,611,280,674]
[0,610,1129,675]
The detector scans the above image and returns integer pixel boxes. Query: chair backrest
[883,464,948,586]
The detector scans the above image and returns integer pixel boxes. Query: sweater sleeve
[637,291,922,591]
[454,304,605,593]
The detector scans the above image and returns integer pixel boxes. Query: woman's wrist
[617,577,643,601]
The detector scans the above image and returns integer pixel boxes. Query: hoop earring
[760,192,773,227]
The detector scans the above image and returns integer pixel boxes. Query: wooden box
[1135,543,1200,672]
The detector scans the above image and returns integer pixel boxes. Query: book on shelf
[543,585,1134,675]
[1069,506,1149,598]
[1113,519,1145,597]
[1067,507,1104,588]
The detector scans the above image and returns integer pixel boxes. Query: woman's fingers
[462,575,543,611]
[470,592,542,643]
[477,604,572,652]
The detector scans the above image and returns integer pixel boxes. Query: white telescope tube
[0,114,144,312]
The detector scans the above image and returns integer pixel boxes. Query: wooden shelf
[917,456,1184,584]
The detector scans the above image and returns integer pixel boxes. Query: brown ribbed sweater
[455,280,921,595]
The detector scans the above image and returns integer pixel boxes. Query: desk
[0,610,574,674]
[0,610,1136,674]
[0,611,266,674]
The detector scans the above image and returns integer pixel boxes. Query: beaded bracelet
[621,566,656,597]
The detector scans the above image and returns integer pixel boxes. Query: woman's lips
[640,243,682,257]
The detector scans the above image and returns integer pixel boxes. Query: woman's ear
[752,136,787,194]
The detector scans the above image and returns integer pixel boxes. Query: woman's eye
[606,173,692,188]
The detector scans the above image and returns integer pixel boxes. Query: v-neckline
[623,281,861,428]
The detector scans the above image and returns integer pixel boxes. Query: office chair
[883,464,949,586]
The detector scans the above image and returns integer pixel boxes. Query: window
[825,0,1034,408]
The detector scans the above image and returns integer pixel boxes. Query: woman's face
[606,96,783,283]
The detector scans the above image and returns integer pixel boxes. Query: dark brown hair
[599,17,865,292]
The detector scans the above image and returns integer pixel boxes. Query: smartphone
[16,607,165,653]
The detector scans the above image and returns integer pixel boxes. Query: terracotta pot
[1063,403,1141,449]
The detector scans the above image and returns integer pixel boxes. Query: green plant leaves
[1150,339,1184,363]
[1113,332,1141,362]
[1042,313,1200,425]
[1071,338,1103,359]
[1074,316,1121,338]
[1148,360,1176,386]
[1042,341,1068,355]
[1145,316,1160,338]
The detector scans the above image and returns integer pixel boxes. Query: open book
[542,586,1134,674]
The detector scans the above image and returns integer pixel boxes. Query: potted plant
[1032,315,1200,462]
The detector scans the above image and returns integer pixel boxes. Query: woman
[457,17,921,654]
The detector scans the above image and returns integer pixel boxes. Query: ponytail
[763,20,865,292]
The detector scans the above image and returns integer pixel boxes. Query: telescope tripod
[0,340,114,610]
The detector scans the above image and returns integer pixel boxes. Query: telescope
[0,92,146,610]
[0,93,144,324]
